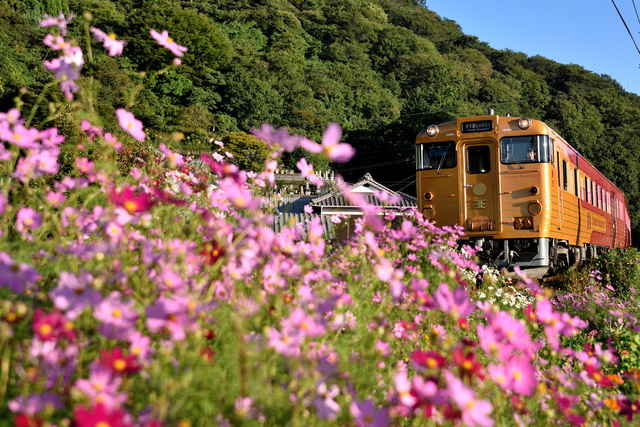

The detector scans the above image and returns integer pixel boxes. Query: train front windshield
[501,135,551,164]
[416,141,457,170]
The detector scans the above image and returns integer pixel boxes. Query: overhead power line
[632,0,640,25]
[610,0,640,55]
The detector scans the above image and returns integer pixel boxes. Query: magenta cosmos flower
[115,108,146,142]
[150,29,188,57]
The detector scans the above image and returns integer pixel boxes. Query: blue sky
[424,0,640,96]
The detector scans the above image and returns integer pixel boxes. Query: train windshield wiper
[507,151,524,169]
[437,153,447,174]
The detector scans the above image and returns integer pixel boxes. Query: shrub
[592,248,640,295]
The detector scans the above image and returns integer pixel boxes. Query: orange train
[415,111,631,272]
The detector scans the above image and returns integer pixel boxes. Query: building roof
[309,173,417,208]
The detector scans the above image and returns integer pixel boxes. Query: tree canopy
[2,0,640,239]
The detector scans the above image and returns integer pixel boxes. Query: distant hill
[2,0,640,240]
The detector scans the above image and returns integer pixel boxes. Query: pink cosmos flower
[251,124,300,152]
[266,326,303,358]
[350,398,390,427]
[320,123,355,163]
[75,364,126,411]
[115,108,146,141]
[43,58,80,100]
[445,371,494,427]
[16,207,43,233]
[505,355,537,396]
[296,157,324,187]
[76,157,95,174]
[8,393,62,416]
[49,270,102,320]
[129,331,154,362]
[0,108,21,124]
[314,382,341,420]
[94,291,139,340]
[150,29,188,57]
[1,123,40,149]
[302,123,355,163]
[145,296,192,341]
[39,127,64,147]
[433,283,475,318]
[39,12,74,35]
[158,266,184,291]
[90,27,127,56]
[0,252,41,293]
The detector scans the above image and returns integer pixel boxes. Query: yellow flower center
[113,359,127,371]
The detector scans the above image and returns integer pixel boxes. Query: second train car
[415,111,631,274]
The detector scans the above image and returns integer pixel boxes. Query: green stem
[25,81,57,128]
[0,344,11,406]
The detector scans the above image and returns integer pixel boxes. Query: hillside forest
[2,0,640,240]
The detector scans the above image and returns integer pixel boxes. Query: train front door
[462,142,499,233]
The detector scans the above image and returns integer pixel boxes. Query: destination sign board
[461,120,493,133]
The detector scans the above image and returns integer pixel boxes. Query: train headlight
[529,186,539,196]
[528,201,542,216]
[423,192,433,201]
[426,125,439,137]
[423,206,436,220]
[518,117,532,130]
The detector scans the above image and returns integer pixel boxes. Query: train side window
[556,153,560,187]
[574,169,578,196]
[562,160,568,191]
[590,181,594,204]
[467,145,491,174]
[584,177,588,201]
[550,139,554,165]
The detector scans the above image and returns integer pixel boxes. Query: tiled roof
[310,173,417,208]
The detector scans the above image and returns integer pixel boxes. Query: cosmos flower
[433,283,475,318]
[39,12,74,35]
[314,382,341,420]
[115,108,146,141]
[49,270,102,320]
[90,27,127,56]
[445,371,494,427]
[110,185,156,215]
[0,252,40,293]
[73,403,131,427]
[150,29,188,57]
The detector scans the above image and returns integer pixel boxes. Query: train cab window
[467,146,491,174]
[501,135,550,164]
[562,160,568,191]
[416,141,457,170]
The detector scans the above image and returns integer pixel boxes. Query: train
[415,111,631,275]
